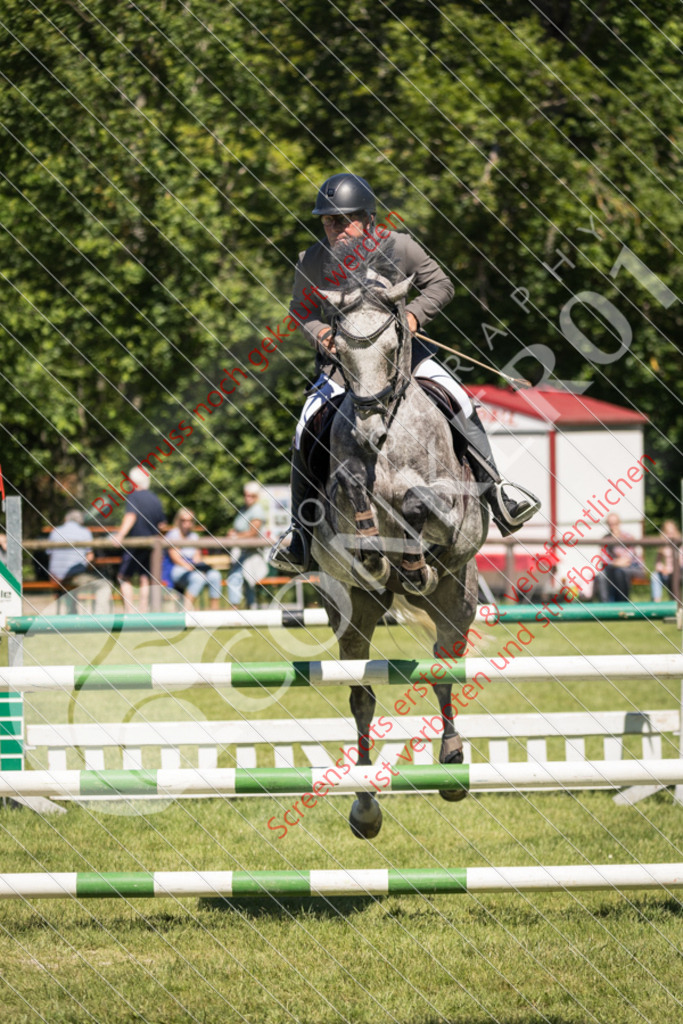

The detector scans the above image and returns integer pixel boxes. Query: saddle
[300,380,468,487]
[300,391,347,483]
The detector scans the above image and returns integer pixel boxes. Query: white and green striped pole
[5,600,678,634]
[1,496,24,771]
[1,653,682,693]
[1,760,682,799]
[4,608,332,634]
[1,863,681,899]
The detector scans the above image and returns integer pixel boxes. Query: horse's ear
[317,288,340,307]
[382,275,415,304]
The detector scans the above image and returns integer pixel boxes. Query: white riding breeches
[294,361,473,450]
[294,375,347,450]
[414,359,473,418]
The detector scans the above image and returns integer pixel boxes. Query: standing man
[113,467,167,613]
[271,172,540,571]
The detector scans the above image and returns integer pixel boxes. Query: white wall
[555,428,645,534]
[488,431,551,533]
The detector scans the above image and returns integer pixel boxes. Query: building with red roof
[465,385,650,590]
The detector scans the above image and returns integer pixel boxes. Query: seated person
[651,519,682,601]
[163,508,222,610]
[47,509,109,613]
[595,513,644,603]
[226,482,268,610]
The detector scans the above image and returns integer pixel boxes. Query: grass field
[1,612,681,1023]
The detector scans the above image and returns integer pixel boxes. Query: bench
[25,709,680,802]
[22,578,107,614]
[21,574,321,614]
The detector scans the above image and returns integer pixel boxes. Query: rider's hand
[406,312,418,334]
[317,327,337,356]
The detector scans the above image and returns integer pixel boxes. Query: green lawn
[1,615,681,1023]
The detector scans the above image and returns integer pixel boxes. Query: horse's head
[321,274,414,453]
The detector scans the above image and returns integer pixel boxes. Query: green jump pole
[1,654,682,693]
[1,864,681,899]
[5,601,677,634]
[2,760,683,799]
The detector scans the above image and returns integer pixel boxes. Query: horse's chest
[381,397,451,469]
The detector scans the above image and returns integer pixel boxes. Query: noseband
[331,300,410,418]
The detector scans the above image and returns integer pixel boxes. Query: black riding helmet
[312,173,376,216]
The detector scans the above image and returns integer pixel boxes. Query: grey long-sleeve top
[290,230,454,360]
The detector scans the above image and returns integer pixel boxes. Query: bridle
[330,295,411,422]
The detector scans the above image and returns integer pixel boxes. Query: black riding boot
[464,409,541,536]
[268,446,312,573]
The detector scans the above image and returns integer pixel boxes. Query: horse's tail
[388,594,497,657]
[387,594,437,648]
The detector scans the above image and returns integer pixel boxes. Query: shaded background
[1,0,681,534]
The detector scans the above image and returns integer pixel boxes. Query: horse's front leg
[404,565,478,803]
[348,684,383,839]
[399,487,440,596]
[335,459,390,587]
[325,585,392,839]
[432,681,467,803]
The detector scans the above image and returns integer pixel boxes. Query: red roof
[465,385,648,427]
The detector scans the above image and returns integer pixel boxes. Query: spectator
[113,468,167,613]
[651,519,682,602]
[595,513,644,603]
[0,532,6,564]
[47,510,110,613]
[226,482,268,609]
[163,508,223,611]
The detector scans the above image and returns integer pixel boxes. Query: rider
[270,172,540,571]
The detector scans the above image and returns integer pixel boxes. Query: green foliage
[1,0,681,534]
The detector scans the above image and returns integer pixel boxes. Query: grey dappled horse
[311,269,488,839]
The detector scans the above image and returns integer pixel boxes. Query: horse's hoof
[401,565,439,597]
[349,798,383,839]
[439,736,468,803]
[352,556,391,589]
[439,786,468,803]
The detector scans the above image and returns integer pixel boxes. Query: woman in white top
[165,508,222,610]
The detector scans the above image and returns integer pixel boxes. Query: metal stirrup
[268,525,309,573]
[493,482,541,527]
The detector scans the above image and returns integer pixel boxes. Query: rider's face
[321,210,369,246]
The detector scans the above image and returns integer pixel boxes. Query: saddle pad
[417,379,469,460]
[301,392,346,481]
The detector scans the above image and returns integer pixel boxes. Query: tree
[1,0,680,539]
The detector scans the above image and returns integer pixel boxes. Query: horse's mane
[323,237,401,295]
